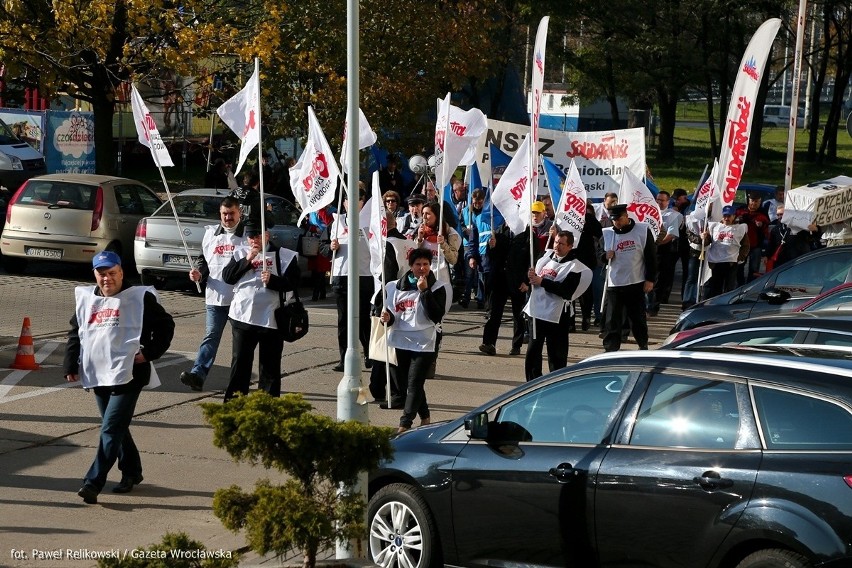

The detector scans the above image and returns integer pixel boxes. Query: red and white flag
[619,168,662,238]
[491,136,531,235]
[434,93,487,191]
[216,66,260,176]
[714,18,781,218]
[340,107,378,170]
[290,106,341,225]
[361,171,387,277]
[130,85,174,167]
[529,16,549,199]
[693,159,719,220]
[554,160,587,244]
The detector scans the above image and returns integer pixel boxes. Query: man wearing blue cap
[64,250,175,504]
[701,205,750,298]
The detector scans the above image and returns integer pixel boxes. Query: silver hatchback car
[0,174,162,273]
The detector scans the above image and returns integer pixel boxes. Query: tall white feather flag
[491,136,531,235]
[290,106,341,225]
[130,85,174,167]
[216,67,261,175]
[340,108,378,169]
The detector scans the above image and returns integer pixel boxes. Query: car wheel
[1,255,27,274]
[736,549,811,568]
[368,483,440,568]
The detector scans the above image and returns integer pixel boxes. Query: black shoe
[568,324,577,333]
[458,300,469,308]
[77,484,99,504]
[478,343,496,356]
[332,363,344,372]
[477,301,484,310]
[379,401,404,410]
[582,318,591,331]
[113,475,143,494]
[179,371,203,392]
[364,357,373,369]
[509,347,521,356]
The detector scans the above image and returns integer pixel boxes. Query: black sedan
[367,350,852,568]
[663,312,852,349]
[672,245,852,332]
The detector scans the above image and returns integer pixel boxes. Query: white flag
[434,94,488,190]
[693,158,719,220]
[715,18,781,215]
[340,108,378,169]
[130,85,174,167]
[291,106,341,225]
[216,67,260,176]
[619,168,662,238]
[361,171,387,277]
[491,136,531,235]
[529,16,550,198]
[554,160,587,244]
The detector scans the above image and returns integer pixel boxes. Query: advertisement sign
[0,109,44,151]
[44,111,96,173]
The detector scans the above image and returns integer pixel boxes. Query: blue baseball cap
[722,205,737,216]
[92,250,122,269]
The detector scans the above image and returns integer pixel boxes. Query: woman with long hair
[415,201,460,293]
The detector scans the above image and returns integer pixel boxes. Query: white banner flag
[291,106,341,225]
[554,160,587,243]
[216,66,261,176]
[491,136,531,235]
[693,159,719,220]
[619,168,662,238]
[529,16,549,202]
[340,107,378,169]
[715,18,781,217]
[130,85,174,167]
[434,94,488,190]
[361,171,387,277]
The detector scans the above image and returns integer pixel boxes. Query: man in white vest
[180,196,245,391]
[523,231,591,381]
[702,205,750,298]
[64,251,175,504]
[221,222,301,401]
[602,204,657,352]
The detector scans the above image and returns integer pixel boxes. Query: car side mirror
[759,288,791,304]
[464,411,489,440]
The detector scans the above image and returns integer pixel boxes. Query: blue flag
[542,156,566,208]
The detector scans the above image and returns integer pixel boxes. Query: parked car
[0,117,47,195]
[762,104,806,128]
[672,245,852,332]
[0,174,162,273]
[796,282,852,312]
[367,349,852,568]
[134,188,306,288]
[663,312,852,348]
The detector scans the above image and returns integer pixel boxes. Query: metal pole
[784,0,808,193]
[337,0,368,558]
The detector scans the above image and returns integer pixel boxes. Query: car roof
[29,173,147,185]
[797,282,852,311]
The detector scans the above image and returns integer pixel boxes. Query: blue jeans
[463,263,483,304]
[683,256,700,306]
[191,304,230,381]
[85,380,145,491]
[591,265,605,318]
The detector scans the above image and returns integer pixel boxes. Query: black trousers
[335,277,374,365]
[706,262,738,299]
[524,310,571,382]
[396,348,438,428]
[225,320,284,402]
[603,282,649,352]
[482,278,526,351]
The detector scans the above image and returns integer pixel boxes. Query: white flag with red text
[714,18,781,219]
[491,136,531,235]
[290,106,341,225]
[130,85,174,167]
[693,159,719,220]
[529,16,550,201]
[554,160,587,244]
[360,171,387,277]
[216,67,260,175]
[434,93,488,190]
[619,168,662,238]
[340,107,378,170]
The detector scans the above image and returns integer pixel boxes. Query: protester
[204,158,237,190]
[180,196,245,391]
[702,205,750,298]
[671,187,692,300]
[574,203,602,330]
[64,251,175,504]
[765,205,817,269]
[530,200,553,253]
[681,211,705,309]
[459,188,491,309]
[221,222,300,401]
[646,190,682,316]
[379,248,449,433]
[601,204,657,352]
[304,205,334,301]
[415,201,461,295]
[735,192,770,283]
[540,194,556,221]
[523,231,590,381]
[229,171,264,226]
[382,190,406,218]
[762,186,785,224]
[379,154,405,196]
[400,193,426,238]
[592,192,618,326]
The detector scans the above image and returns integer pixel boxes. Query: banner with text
[44,111,96,173]
[784,175,852,233]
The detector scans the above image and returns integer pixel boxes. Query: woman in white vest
[702,205,750,299]
[379,248,449,432]
[222,222,300,401]
[523,231,591,382]
[64,250,175,504]
[414,201,460,314]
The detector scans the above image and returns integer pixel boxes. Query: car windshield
[16,180,96,210]
[153,195,223,220]
[0,118,22,145]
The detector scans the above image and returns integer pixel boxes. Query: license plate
[25,247,63,259]
[163,254,197,267]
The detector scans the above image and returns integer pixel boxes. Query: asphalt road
[0,260,683,567]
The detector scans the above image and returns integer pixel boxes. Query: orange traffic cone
[10,317,40,371]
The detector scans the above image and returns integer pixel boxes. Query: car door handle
[693,470,733,490]
[549,462,580,483]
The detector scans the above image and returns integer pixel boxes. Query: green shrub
[97,532,239,568]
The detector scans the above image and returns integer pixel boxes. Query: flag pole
[784,0,808,193]
[206,113,216,173]
[253,58,268,275]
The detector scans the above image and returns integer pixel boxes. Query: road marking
[0,340,63,399]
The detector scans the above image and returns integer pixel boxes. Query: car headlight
[9,155,23,170]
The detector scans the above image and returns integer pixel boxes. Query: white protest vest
[202,225,246,306]
[707,222,748,264]
[384,280,444,352]
[418,228,460,315]
[74,285,157,389]
[330,214,372,278]
[229,246,297,329]
[523,254,591,323]
[605,221,649,287]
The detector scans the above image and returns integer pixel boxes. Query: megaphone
[408,155,427,175]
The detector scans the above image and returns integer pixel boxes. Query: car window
[630,375,739,449]
[155,195,220,219]
[684,328,801,347]
[114,184,159,215]
[267,198,299,226]
[133,185,163,214]
[812,331,852,347]
[17,181,95,210]
[495,372,628,444]
[774,253,851,296]
[804,288,852,311]
[752,386,852,450]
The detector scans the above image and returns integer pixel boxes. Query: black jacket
[221,243,300,294]
[382,271,447,328]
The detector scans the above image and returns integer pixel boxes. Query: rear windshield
[17,180,97,211]
[153,195,222,220]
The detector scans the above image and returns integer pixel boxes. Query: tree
[201,393,395,568]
